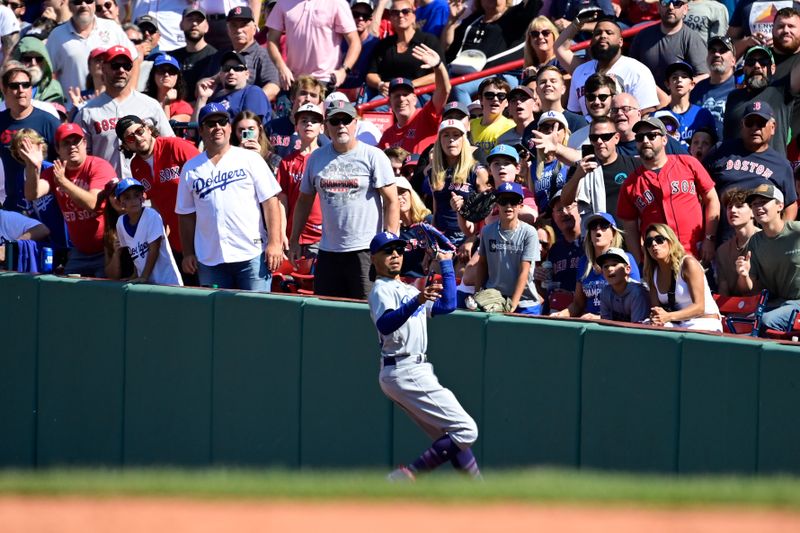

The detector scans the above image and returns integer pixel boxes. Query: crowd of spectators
[1,0,800,339]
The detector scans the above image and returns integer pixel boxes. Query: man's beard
[709,62,727,75]
[591,42,620,64]
[774,35,800,55]
[29,66,43,86]
[746,73,770,91]
[184,29,204,44]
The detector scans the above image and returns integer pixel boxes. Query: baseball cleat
[386,466,416,482]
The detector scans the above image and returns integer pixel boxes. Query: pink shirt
[266,0,356,80]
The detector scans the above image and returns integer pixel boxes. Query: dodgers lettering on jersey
[128,240,150,261]
[192,168,249,199]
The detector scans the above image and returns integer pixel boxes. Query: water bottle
[541,260,553,291]
[41,247,53,273]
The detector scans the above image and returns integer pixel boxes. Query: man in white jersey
[75,45,174,180]
[176,102,283,291]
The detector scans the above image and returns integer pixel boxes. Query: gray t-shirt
[628,24,710,89]
[300,141,395,252]
[747,220,800,305]
[369,277,431,358]
[75,91,175,179]
[599,280,651,323]
[685,0,729,44]
[478,220,541,307]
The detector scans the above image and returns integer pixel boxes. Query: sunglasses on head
[389,7,413,16]
[744,56,771,67]
[327,115,354,126]
[496,196,522,206]
[110,61,133,71]
[644,234,668,247]
[529,29,552,38]
[124,126,147,144]
[6,81,32,90]
[221,64,247,73]
[589,220,612,231]
[589,132,615,143]
[586,93,611,103]
[203,117,229,128]
[634,131,663,142]
[382,244,406,255]
[482,91,507,101]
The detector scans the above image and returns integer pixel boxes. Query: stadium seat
[713,290,767,336]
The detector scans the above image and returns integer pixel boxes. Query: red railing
[357,20,660,114]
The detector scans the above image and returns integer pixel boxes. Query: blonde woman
[425,118,489,245]
[522,17,561,77]
[396,175,433,279]
[554,212,641,318]
[529,110,571,214]
[643,223,722,332]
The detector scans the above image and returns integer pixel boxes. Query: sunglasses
[589,220,612,231]
[611,105,638,115]
[539,122,560,133]
[529,29,552,38]
[110,61,133,71]
[661,0,687,7]
[6,81,32,90]
[221,64,247,72]
[382,244,406,255]
[155,66,179,76]
[129,38,143,45]
[124,126,147,144]
[497,196,523,206]
[70,0,93,5]
[482,91,507,101]
[6,1,22,8]
[744,56,771,67]
[388,7,413,16]
[20,55,43,65]
[96,1,114,10]
[634,131,663,142]
[744,117,768,129]
[589,132,616,143]
[351,11,371,20]
[327,116,354,126]
[586,93,611,103]
[203,117,229,128]
[644,234,668,248]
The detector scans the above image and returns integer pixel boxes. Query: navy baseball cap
[665,60,695,79]
[442,101,469,119]
[198,102,229,123]
[115,177,145,198]
[582,211,618,233]
[370,231,407,255]
[743,101,774,121]
[389,77,414,93]
[402,153,420,167]
[495,181,524,201]
[221,51,247,67]
[227,5,254,20]
[153,53,180,70]
[486,144,520,164]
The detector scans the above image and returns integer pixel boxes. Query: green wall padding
[123,285,214,466]
[0,273,39,466]
[758,342,800,474]
[211,292,304,466]
[581,327,682,472]
[678,335,759,474]
[36,277,126,466]
[483,316,583,467]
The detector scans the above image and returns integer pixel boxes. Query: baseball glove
[459,190,496,222]
[409,222,457,254]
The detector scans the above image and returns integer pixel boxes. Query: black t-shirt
[368,30,444,82]
[773,52,800,142]
[722,83,794,155]
[601,153,640,219]
[170,44,218,103]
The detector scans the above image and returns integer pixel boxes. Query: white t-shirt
[0,210,40,244]
[176,146,281,266]
[131,0,185,51]
[46,16,139,96]
[0,5,20,64]
[568,55,659,116]
[116,207,182,285]
[75,91,175,180]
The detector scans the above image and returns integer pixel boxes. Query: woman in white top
[643,223,721,332]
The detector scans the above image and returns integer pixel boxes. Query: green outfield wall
[1,272,798,473]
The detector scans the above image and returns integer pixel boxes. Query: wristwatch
[705,234,716,241]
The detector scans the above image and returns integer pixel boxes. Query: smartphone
[581,144,595,158]
[577,7,603,22]
[241,129,256,140]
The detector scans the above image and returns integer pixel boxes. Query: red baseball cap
[89,47,107,61]
[55,123,85,144]
[104,45,133,62]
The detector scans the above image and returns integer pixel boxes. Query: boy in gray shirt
[597,247,651,323]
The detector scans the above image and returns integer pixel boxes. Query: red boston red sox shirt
[378,99,440,155]
[617,155,715,257]
[42,155,115,255]
[277,150,322,245]
[130,137,200,253]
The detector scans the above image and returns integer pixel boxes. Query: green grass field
[1,468,799,509]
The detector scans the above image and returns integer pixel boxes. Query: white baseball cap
[324,91,350,106]
[537,110,569,130]
[294,102,324,119]
[438,118,467,134]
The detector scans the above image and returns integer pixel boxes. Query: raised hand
[412,43,442,69]
[18,137,44,168]
[736,251,752,278]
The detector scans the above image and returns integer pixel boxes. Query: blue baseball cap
[582,211,618,233]
[388,77,414,93]
[495,181,524,200]
[115,177,145,198]
[369,231,408,255]
[743,100,774,121]
[198,102,229,124]
[487,144,520,164]
[665,60,694,79]
[153,53,180,70]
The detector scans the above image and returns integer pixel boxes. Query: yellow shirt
[470,116,515,153]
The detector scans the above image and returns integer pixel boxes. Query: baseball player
[368,231,481,481]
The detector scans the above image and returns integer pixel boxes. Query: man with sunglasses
[736,183,800,335]
[290,99,399,299]
[8,35,65,105]
[618,117,719,265]
[367,231,481,482]
[470,77,515,153]
[722,45,800,156]
[130,2,187,52]
[566,73,615,149]
[612,93,690,157]
[46,0,138,97]
[691,35,737,137]
[706,101,797,242]
[176,103,283,291]
[194,51,271,125]
[75,46,174,181]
